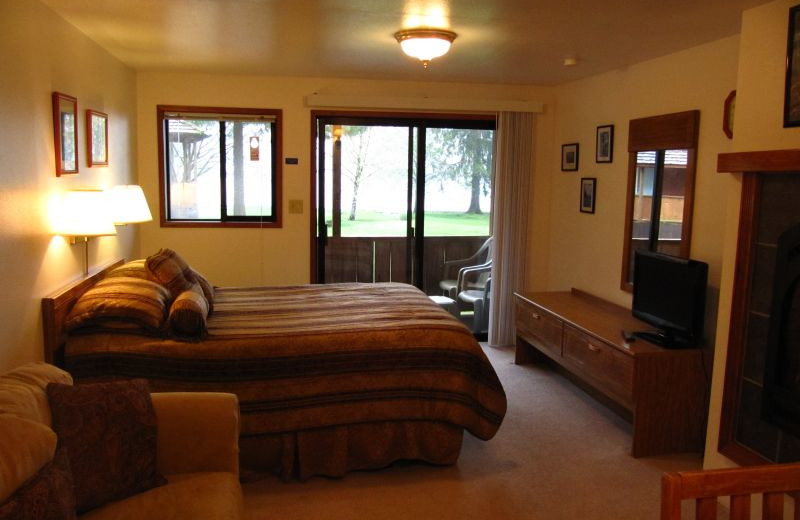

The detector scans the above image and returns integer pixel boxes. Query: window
[157,106,282,227]
[621,110,699,290]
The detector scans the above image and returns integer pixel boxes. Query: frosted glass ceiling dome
[394,28,457,68]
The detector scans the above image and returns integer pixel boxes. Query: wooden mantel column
[716,148,800,466]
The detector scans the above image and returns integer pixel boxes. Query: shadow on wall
[703,286,720,384]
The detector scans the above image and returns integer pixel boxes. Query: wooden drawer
[515,299,563,358]
[562,324,634,405]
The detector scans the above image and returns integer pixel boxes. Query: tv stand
[514,289,708,457]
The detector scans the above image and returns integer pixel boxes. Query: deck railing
[323,235,489,295]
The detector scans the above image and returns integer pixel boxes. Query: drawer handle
[587,343,602,352]
[531,312,541,320]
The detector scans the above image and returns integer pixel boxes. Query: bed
[42,258,507,480]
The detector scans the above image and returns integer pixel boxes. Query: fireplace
[717,150,800,466]
[763,223,800,436]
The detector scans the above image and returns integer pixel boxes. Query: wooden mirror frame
[52,92,79,176]
[620,110,700,291]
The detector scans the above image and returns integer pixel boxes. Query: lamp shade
[395,28,456,66]
[53,189,117,237]
[109,185,152,225]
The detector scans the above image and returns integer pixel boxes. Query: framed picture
[784,4,800,127]
[86,109,108,166]
[580,177,596,214]
[595,125,613,163]
[52,92,78,176]
[561,143,579,171]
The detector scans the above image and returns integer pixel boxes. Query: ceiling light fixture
[394,28,457,68]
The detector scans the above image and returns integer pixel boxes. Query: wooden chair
[661,463,800,520]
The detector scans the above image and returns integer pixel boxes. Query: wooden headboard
[41,259,124,367]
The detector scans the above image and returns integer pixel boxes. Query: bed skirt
[239,420,464,481]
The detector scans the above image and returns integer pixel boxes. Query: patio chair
[457,264,492,334]
[439,236,493,299]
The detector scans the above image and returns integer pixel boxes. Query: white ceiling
[41,0,772,85]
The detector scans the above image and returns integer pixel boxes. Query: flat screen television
[632,250,708,348]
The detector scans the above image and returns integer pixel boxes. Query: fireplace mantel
[717,148,800,466]
[718,149,800,174]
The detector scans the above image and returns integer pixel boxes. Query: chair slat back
[662,463,800,520]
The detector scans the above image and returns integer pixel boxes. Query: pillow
[0,416,57,504]
[168,283,209,339]
[0,448,76,520]
[145,249,197,299]
[65,277,170,333]
[191,268,215,311]
[106,259,158,282]
[46,379,166,514]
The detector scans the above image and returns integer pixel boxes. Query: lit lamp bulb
[394,29,457,68]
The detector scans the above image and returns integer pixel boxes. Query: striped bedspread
[65,283,507,441]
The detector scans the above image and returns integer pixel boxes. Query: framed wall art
[596,124,613,163]
[784,4,800,127]
[52,92,78,176]
[580,177,596,214]
[87,109,108,166]
[561,143,579,171]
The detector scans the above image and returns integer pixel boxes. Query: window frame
[620,110,699,292]
[157,105,283,228]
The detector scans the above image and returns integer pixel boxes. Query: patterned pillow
[0,448,76,520]
[46,379,166,514]
[168,283,209,339]
[191,268,215,312]
[65,277,170,333]
[106,259,158,282]
[145,249,197,299]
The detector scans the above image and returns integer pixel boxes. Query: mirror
[52,92,78,176]
[621,111,699,290]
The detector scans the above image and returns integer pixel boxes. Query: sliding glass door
[314,114,494,294]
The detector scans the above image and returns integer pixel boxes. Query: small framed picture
[561,143,579,171]
[580,177,596,214]
[86,109,108,167]
[785,5,800,126]
[595,125,614,163]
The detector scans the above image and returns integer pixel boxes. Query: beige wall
[136,73,553,286]
[0,1,137,370]
[704,0,800,470]
[539,36,739,309]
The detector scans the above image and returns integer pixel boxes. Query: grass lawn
[326,211,490,237]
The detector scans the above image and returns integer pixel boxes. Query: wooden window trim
[620,110,699,292]
[157,105,283,228]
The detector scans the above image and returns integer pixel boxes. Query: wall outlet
[288,199,303,214]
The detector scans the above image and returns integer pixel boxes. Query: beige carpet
[242,344,703,519]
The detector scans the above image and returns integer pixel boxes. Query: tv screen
[632,250,708,348]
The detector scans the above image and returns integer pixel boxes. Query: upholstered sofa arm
[151,392,240,476]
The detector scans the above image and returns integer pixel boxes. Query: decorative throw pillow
[46,379,166,514]
[145,249,197,299]
[168,283,210,339]
[0,448,76,520]
[106,259,158,282]
[191,268,215,312]
[65,277,170,333]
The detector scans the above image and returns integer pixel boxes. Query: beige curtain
[489,112,534,347]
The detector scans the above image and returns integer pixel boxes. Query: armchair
[456,262,492,334]
[439,236,493,299]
